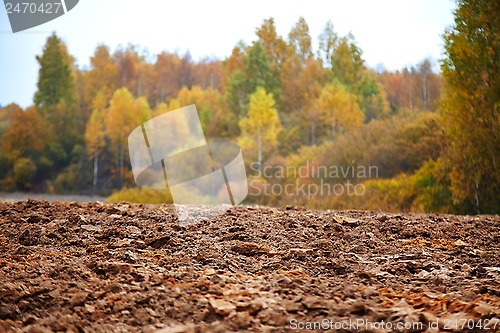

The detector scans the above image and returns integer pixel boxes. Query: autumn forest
[0,0,498,214]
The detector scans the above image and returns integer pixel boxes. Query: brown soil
[0,199,499,332]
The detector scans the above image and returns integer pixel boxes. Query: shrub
[107,187,173,204]
[13,157,37,189]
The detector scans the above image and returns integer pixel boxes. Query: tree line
[0,1,497,214]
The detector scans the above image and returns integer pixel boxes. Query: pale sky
[0,0,456,108]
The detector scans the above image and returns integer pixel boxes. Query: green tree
[238,88,283,172]
[441,0,499,213]
[34,33,80,156]
[35,34,76,108]
[245,41,279,100]
[331,34,364,89]
[223,41,278,119]
[357,70,390,121]
[225,69,248,117]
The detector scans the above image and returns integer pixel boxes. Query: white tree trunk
[310,119,316,145]
[93,151,98,194]
[257,129,262,173]
[119,144,124,188]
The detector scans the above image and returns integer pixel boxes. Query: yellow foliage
[105,87,151,153]
[85,108,105,158]
[107,187,172,204]
[238,88,283,164]
[317,83,363,135]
